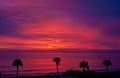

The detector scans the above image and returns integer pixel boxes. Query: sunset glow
[0,0,120,51]
[0,0,120,77]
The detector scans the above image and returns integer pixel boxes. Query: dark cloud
[0,7,39,37]
[104,25,120,36]
[0,9,17,35]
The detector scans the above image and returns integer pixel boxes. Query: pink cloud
[0,0,119,50]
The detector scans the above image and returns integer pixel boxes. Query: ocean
[0,51,120,77]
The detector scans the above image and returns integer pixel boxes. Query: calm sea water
[0,51,120,77]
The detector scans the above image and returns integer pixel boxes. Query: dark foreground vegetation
[8,70,120,78]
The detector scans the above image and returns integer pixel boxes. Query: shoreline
[1,70,120,78]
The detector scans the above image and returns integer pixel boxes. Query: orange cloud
[0,36,63,50]
[16,20,109,50]
[20,20,97,39]
[0,20,118,50]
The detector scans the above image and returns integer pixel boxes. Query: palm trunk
[56,63,59,78]
[16,66,19,78]
[87,66,89,72]
[56,63,59,74]
[83,67,85,72]
[57,65,59,75]
[106,66,109,72]
[0,72,1,78]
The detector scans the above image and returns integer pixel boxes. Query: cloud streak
[0,0,120,50]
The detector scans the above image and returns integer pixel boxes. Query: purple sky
[0,0,120,51]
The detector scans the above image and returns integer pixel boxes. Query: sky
[0,0,120,51]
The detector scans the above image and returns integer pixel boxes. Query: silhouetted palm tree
[80,60,89,72]
[0,72,1,78]
[103,60,111,72]
[12,59,23,78]
[53,57,61,75]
